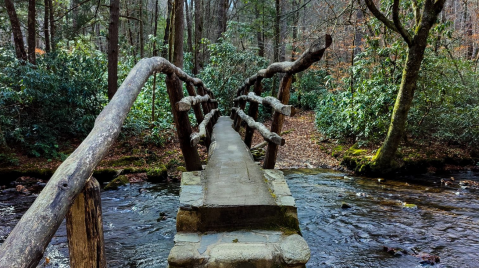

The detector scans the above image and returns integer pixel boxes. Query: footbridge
[0,35,331,268]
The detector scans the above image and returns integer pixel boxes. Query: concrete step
[168,230,310,268]
[177,170,299,232]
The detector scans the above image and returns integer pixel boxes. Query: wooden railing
[230,34,332,169]
[0,57,216,268]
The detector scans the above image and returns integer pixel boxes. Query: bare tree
[108,0,120,100]
[27,0,36,64]
[4,0,27,61]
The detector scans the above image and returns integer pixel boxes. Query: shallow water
[284,169,479,268]
[1,170,479,267]
[1,182,180,267]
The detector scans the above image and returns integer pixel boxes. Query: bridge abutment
[168,117,310,267]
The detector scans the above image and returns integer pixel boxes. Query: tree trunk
[215,0,227,41]
[280,0,287,61]
[163,0,173,58]
[108,0,120,100]
[44,0,50,53]
[185,0,193,54]
[254,3,264,57]
[66,177,106,268]
[27,0,36,64]
[49,0,55,51]
[139,0,144,58]
[72,0,78,33]
[151,0,159,121]
[193,0,203,74]
[291,0,299,60]
[173,0,184,68]
[4,0,27,61]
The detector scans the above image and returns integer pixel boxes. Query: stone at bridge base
[169,170,310,268]
[168,230,309,268]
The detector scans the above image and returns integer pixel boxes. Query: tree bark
[173,0,184,68]
[215,0,228,41]
[139,0,144,58]
[4,0,27,61]
[151,0,159,121]
[190,109,218,147]
[107,0,120,100]
[66,177,106,268]
[163,0,173,58]
[44,0,50,53]
[49,0,55,51]
[185,0,193,54]
[27,0,36,64]
[233,108,285,146]
[193,0,203,74]
[254,3,264,57]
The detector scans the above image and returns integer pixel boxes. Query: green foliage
[0,46,107,157]
[290,68,329,110]
[199,26,269,114]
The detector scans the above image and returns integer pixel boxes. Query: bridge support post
[66,177,106,268]
[166,73,202,171]
[263,74,293,169]
[185,82,204,125]
[234,88,249,131]
[244,79,263,148]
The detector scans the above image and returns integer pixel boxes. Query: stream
[1,169,479,267]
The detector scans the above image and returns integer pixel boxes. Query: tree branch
[364,0,399,33]
[392,0,412,45]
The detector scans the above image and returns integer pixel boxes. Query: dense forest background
[1,0,478,171]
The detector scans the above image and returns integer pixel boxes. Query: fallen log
[190,109,218,146]
[234,92,296,116]
[232,107,285,146]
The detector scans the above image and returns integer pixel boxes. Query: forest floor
[1,110,478,185]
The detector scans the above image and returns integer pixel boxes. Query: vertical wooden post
[231,90,241,119]
[244,79,263,148]
[263,74,293,169]
[66,177,106,268]
[185,82,204,125]
[234,88,249,131]
[197,86,211,114]
[166,73,202,171]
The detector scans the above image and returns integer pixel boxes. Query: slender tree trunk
[108,0,120,100]
[272,0,280,96]
[44,0,50,53]
[162,0,173,58]
[5,0,27,61]
[49,0,55,51]
[193,0,203,74]
[215,0,227,41]
[291,0,299,60]
[152,0,159,121]
[72,0,78,33]
[280,0,287,61]
[185,0,193,54]
[139,0,144,58]
[255,3,264,57]
[27,0,36,64]
[173,0,184,68]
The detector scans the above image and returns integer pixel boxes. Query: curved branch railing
[0,57,215,267]
[231,34,332,169]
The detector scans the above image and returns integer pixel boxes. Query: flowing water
[1,169,479,267]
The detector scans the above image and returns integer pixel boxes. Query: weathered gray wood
[234,92,296,116]
[196,86,211,115]
[66,177,105,268]
[0,57,206,268]
[263,74,293,169]
[190,109,218,147]
[232,107,285,146]
[234,88,249,131]
[176,94,217,112]
[244,79,263,148]
[235,34,332,95]
[184,82,204,125]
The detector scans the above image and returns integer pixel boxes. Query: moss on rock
[104,175,129,190]
[147,165,168,182]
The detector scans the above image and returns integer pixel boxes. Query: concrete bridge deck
[168,117,310,267]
